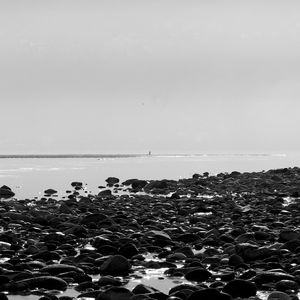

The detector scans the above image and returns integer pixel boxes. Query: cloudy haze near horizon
[1,1,300,154]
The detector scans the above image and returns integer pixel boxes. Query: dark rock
[99,255,131,276]
[254,271,296,286]
[279,230,300,242]
[96,287,133,300]
[81,213,109,225]
[44,189,58,195]
[0,185,15,198]
[275,279,299,292]
[185,268,212,282]
[98,189,113,197]
[75,281,99,292]
[235,243,280,261]
[267,291,292,300]
[98,276,122,287]
[106,177,120,186]
[222,279,257,298]
[12,276,68,291]
[132,284,160,294]
[71,181,83,187]
[0,293,9,300]
[187,288,232,300]
[118,243,139,258]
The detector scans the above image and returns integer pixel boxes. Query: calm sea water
[0,152,299,199]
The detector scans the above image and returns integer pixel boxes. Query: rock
[222,279,257,298]
[118,243,139,258]
[185,268,212,282]
[279,230,300,242]
[187,288,232,300]
[275,280,299,292]
[147,230,172,241]
[267,291,292,300]
[131,180,148,189]
[75,281,99,292]
[132,284,160,294]
[96,287,133,300]
[0,185,15,198]
[71,181,83,187]
[81,213,109,225]
[99,255,131,276]
[98,189,113,197]
[228,254,244,266]
[41,264,84,276]
[106,177,120,186]
[235,243,279,261]
[254,272,296,286]
[44,189,58,195]
[12,276,68,291]
[98,276,122,287]
[0,292,8,300]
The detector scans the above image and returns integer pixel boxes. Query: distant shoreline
[0,153,284,159]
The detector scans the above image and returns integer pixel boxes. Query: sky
[0,0,300,154]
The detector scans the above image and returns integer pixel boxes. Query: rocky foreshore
[1,167,300,300]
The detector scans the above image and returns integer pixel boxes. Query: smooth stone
[267,291,292,300]
[222,279,257,298]
[187,288,232,300]
[98,276,122,287]
[279,230,300,242]
[99,255,131,276]
[12,276,68,291]
[41,264,84,275]
[96,287,133,300]
[0,185,15,198]
[254,272,296,286]
[184,268,212,282]
[106,177,120,185]
[275,280,299,292]
[44,189,58,195]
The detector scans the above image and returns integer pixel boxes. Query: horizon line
[0,152,286,158]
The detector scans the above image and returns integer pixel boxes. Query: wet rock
[118,243,139,258]
[222,279,257,298]
[11,276,68,291]
[81,213,110,225]
[71,181,83,188]
[275,280,299,293]
[99,255,131,276]
[267,291,292,300]
[187,288,232,300]
[254,271,296,286]
[75,281,99,292]
[106,177,120,186]
[44,189,58,195]
[184,268,212,282]
[279,230,300,242]
[98,275,122,287]
[0,293,8,300]
[98,189,113,197]
[235,243,280,261]
[0,185,15,198]
[96,287,133,300]
[132,284,160,294]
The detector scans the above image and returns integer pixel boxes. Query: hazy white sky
[1,0,300,154]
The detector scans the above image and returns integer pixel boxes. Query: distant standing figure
[148,151,151,156]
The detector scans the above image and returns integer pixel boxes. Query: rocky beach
[1,167,300,300]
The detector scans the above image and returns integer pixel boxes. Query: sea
[1,152,299,199]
